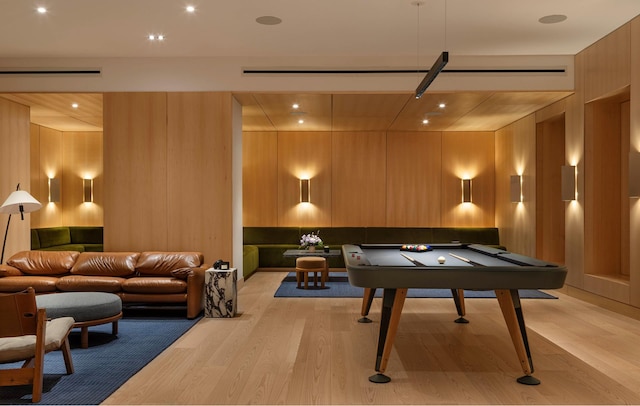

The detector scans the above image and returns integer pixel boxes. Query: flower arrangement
[299,230,323,249]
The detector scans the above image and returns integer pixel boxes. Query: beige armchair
[0,288,75,403]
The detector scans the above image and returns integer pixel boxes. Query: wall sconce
[48,178,60,203]
[561,165,576,201]
[461,179,472,203]
[510,175,522,203]
[300,179,310,203]
[629,151,640,198]
[83,178,93,203]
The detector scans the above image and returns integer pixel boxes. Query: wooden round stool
[295,257,328,289]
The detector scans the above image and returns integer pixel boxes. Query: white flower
[299,231,323,248]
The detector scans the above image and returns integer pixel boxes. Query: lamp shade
[0,190,42,214]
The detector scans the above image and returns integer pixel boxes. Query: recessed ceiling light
[292,103,299,109]
[538,14,567,24]
[36,6,47,13]
[422,119,429,124]
[438,103,446,109]
[186,5,195,13]
[71,103,79,109]
[148,34,165,41]
[298,119,304,124]
[256,16,282,26]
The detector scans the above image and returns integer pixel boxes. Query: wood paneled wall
[495,115,537,257]
[30,125,103,228]
[278,132,332,227]
[331,132,387,226]
[243,130,495,227]
[0,97,31,260]
[386,132,441,226]
[441,132,495,227]
[104,93,168,251]
[103,92,233,264]
[242,132,278,226]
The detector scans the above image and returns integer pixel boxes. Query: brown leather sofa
[0,250,207,319]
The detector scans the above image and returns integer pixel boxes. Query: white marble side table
[204,267,237,318]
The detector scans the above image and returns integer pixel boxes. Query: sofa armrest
[186,266,206,318]
[0,265,24,277]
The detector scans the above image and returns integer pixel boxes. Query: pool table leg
[495,289,540,385]
[359,287,376,323]
[451,289,469,323]
[369,288,408,384]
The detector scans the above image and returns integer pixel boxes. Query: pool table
[342,243,567,385]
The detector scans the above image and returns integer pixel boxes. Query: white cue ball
[437,256,446,264]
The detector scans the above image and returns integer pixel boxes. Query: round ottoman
[295,256,328,289]
[36,292,123,348]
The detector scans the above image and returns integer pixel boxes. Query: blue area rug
[274,272,557,299]
[0,312,200,405]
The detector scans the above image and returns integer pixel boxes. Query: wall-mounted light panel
[561,165,576,201]
[461,179,472,203]
[83,179,93,203]
[300,179,310,203]
[629,151,640,198]
[510,175,522,203]
[48,178,60,203]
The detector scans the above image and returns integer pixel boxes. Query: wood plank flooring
[103,272,640,405]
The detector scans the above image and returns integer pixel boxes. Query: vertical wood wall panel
[620,101,630,278]
[166,92,233,263]
[535,113,565,263]
[103,92,168,251]
[36,126,63,227]
[386,131,442,226]
[495,115,537,257]
[583,24,631,102]
[0,98,31,259]
[331,132,386,226]
[277,132,332,227]
[243,132,278,226]
[441,132,495,227]
[630,15,640,307]
[584,100,623,277]
[62,131,103,226]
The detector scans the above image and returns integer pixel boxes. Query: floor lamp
[0,184,42,264]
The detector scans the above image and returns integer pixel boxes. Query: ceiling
[0,1,637,132]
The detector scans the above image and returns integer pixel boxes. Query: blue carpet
[0,312,200,405]
[275,272,557,299]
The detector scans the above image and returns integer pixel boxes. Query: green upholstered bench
[243,226,505,271]
[31,226,104,252]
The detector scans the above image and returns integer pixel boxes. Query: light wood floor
[103,271,640,405]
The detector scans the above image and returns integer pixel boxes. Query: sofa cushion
[0,276,59,293]
[71,252,139,277]
[7,251,79,275]
[122,277,187,294]
[36,227,72,248]
[0,266,24,277]
[170,267,192,280]
[135,252,203,277]
[56,275,125,293]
